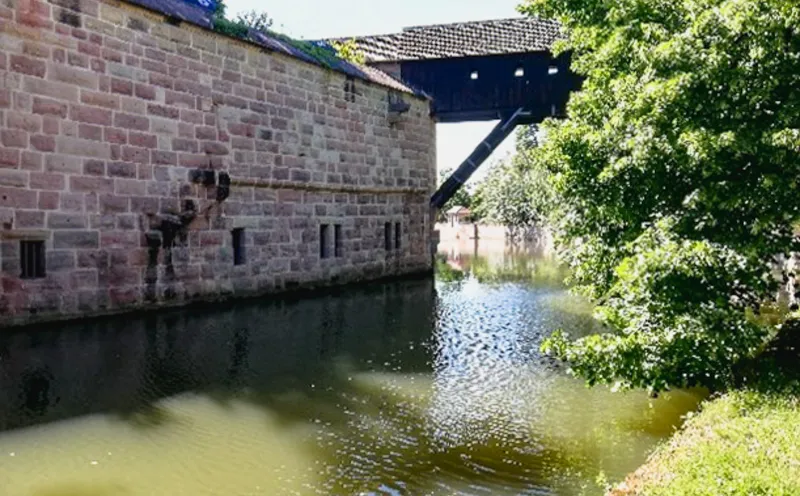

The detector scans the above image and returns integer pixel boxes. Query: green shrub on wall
[211,1,345,70]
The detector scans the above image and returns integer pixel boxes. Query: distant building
[445,207,472,227]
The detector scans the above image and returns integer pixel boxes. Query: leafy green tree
[211,2,345,70]
[471,160,540,236]
[438,167,474,214]
[516,124,541,151]
[212,1,271,38]
[331,38,367,65]
[234,10,273,32]
[519,0,800,393]
[471,126,554,237]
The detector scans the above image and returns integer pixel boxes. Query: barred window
[20,240,45,279]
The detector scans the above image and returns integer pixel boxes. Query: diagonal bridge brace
[430,107,532,209]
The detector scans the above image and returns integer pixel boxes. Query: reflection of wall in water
[439,227,554,271]
[0,279,435,433]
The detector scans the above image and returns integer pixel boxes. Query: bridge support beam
[430,107,531,209]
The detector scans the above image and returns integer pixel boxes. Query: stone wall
[0,0,437,327]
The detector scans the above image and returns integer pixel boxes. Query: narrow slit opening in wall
[20,240,46,279]
[232,228,245,266]
[320,224,330,259]
[395,222,401,250]
[345,76,356,102]
[334,224,342,258]
[384,222,392,251]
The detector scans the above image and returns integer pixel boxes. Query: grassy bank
[610,390,800,495]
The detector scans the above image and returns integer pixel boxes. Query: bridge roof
[345,17,564,63]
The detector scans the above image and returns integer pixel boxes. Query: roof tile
[347,17,564,62]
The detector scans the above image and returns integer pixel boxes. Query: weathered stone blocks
[0,0,436,327]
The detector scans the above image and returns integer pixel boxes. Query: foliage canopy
[519,0,800,392]
[437,167,475,214]
[211,2,346,70]
[472,126,554,237]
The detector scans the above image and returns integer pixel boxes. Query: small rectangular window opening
[470,70,479,80]
[232,228,245,266]
[334,224,343,258]
[384,222,392,251]
[548,66,559,76]
[320,224,330,259]
[515,66,525,77]
[20,240,46,279]
[344,76,357,103]
[394,223,401,251]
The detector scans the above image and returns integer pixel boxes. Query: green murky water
[0,242,702,495]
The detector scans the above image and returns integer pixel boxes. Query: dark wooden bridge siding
[401,52,580,123]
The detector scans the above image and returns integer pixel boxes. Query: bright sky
[225,0,523,185]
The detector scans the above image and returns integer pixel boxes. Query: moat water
[0,241,702,495]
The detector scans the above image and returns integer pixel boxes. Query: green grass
[434,255,465,282]
[618,390,800,496]
[468,255,566,287]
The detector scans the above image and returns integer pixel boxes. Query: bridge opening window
[395,223,402,250]
[384,222,392,251]
[334,224,343,258]
[470,70,479,80]
[515,66,525,77]
[548,66,559,76]
[320,224,331,259]
[20,240,45,279]
[232,228,246,266]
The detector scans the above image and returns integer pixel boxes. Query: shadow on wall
[0,278,436,433]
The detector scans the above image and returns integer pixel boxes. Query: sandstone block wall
[0,0,437,327]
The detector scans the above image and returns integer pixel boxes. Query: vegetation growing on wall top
[331,38,367,65]
[211,0,348,71]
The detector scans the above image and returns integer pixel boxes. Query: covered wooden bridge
[332,17,582,208]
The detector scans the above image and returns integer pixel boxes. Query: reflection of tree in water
[141,314,188,401]
[20,366,57,418]
[441,249,566,288]
[319,299,344,359]
[227,325,250,385]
